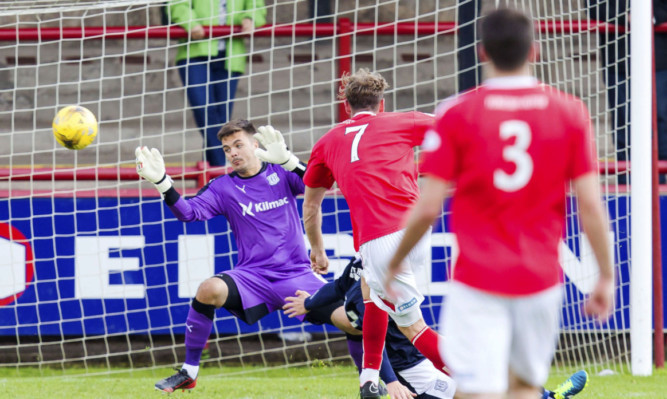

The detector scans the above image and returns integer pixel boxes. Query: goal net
[0,0,651,377]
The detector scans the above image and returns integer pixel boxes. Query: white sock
[181,363,199,379]
[359,368,379,386]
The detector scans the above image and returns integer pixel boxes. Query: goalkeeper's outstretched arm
[135,146,220,222]
[135,146,173,194]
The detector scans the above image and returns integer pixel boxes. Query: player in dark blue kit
[285,257,456,399]
[284,257,589,399]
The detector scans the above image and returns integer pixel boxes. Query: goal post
[629,0,654,377]
[0,0,663,378]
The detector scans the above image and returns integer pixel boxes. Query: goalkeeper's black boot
[360,380,382,399]
[155,368,197,393]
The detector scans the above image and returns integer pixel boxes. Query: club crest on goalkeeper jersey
[168,163,310,274]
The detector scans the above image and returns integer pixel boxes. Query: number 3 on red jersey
[493,120,534,192]
[345,124,369,162]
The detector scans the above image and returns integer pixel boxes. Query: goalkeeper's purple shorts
[216,267,328,325]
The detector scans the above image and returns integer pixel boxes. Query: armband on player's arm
[135,146,175,198]
[378,348,398,384]
[253,125,302,173]
[303,282,341,311]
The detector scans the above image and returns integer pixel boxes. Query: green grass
[0,365,664,398]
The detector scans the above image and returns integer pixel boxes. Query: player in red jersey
[303,69,446,398]
[386,8,614,399]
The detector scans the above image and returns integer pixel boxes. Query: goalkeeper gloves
[254,125,300,172]
[135,146,173,194]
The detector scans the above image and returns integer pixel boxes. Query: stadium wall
[0,194,663,337]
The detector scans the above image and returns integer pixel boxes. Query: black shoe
[377,380,388,396]
[155,368,197,393]
[360,380,382,399]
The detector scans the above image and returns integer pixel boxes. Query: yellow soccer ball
[52,105,98,150]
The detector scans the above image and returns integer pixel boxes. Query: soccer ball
[52,105,98,150]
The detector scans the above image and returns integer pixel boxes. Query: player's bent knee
[397,317,427,341]
[195,277,229,308]
[330,307,361,335]
[304,300,345,327]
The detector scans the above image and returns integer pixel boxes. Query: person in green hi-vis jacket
[169,0,266,166]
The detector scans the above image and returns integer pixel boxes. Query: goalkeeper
[136,120,360,393]
[284,257,589,399]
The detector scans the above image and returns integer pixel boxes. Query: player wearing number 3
[386,9,614,399]
[302,68,445,398]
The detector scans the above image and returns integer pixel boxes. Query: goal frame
[0,3,663,376]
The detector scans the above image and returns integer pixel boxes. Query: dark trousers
[457,0,482,93]
[604,66,667,182]
[309,0,331,23]
[177,55,241,166]
[602,63,630,162]
[657,70,667,161]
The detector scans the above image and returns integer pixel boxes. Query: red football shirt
[421,76,595,295]
[305,111,434,250]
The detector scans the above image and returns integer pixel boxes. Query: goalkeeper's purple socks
[184,305,214,366]
[346,337,363,373]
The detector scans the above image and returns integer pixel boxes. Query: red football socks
[362,300,388,370]
[412,325,447,372]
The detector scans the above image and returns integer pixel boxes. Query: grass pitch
[0,365,664,398]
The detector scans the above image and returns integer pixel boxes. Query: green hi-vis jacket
[169,0,267,74]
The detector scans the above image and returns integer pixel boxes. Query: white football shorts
[397,359,456,399]
[440,281,562,394]
[360,228,430,327]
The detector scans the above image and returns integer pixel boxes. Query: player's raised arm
[573,173,615,321]
[254,125,306,178]
[135,146,220,222]
[135,146,173,194]
[303,186,329,274]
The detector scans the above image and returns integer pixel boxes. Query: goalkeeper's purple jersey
[168,163,310,273]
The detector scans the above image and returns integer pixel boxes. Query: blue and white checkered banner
[0,195,660,336]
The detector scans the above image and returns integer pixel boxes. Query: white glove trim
[154,174,173,194]
[280,154,300,172]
